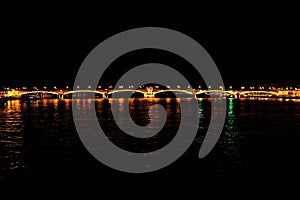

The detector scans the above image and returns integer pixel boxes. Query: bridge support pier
[145,93,154,98]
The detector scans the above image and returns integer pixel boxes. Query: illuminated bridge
[2,88,300,99]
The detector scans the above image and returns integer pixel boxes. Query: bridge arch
[152,89,194,98]
[19,91,59,96]
[107,90,145,94]
[154,89,194,95]
[63,90,105,99]
[108,90,145,98]
[196,90,237,98]
[239,91,278,97]
[63,90,105,96]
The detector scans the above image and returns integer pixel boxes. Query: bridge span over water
[2,88,300,99]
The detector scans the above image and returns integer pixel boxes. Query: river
[1,98,300,184]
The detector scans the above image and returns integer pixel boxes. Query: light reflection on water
[0,100,27,173]
[0,98,300,183]
[224,98,239,156]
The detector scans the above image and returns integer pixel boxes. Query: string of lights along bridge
[1,84,300,100]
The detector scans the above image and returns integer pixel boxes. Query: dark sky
[1,6,299,88]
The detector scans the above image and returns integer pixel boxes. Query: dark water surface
[1,98,300,184]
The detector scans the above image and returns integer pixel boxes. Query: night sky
[1,6,299,88]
